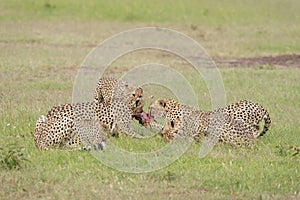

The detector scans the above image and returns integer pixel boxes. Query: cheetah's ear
[158,99,167,108]
[132,87,143,98]
[136,87,143,96]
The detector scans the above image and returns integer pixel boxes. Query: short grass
[1,0,300,26]
[1,0,300,57]
[1,1,300,199]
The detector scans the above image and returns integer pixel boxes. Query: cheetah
[146,99,271,147]
[33,77,146,150]
[34,113,106,150]
[94,77,144,115]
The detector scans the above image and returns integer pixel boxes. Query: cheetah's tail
[260,110,271,137]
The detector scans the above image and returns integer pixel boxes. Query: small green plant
[0,143,29,170]
[154,171,178,182]
[275,143,300,157]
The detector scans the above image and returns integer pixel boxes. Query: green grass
[1,1,300,199]
[1,0,300,57]
[1,44,299,199]
[1,0,300,27]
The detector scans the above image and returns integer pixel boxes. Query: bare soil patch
[215,54,300,68]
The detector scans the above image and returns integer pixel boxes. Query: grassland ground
[1,1,300,199]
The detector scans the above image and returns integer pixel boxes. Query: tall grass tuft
[0,143,29,170]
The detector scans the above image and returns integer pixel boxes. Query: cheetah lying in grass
[33,77,146,150]
[141,99,271,147]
